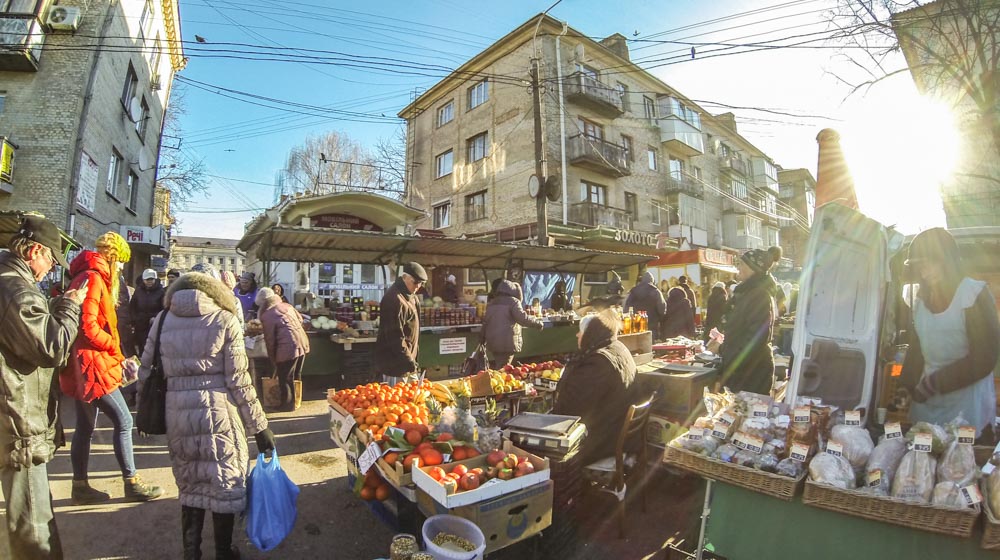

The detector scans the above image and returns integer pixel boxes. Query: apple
[428,466,447,481]
[459,472,481,491]
[486,450,507,466]
[451,464,469,477]
[515,461,535,478]
[503,454,519,469]
[469,467,485,477]
[498,468,514,480]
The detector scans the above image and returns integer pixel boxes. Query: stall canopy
[240,225,653,274]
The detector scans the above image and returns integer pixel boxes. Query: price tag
[845,410,862,427]
[687,430,703,442]
[338,415,357,443]
[884,422,903,440]
[867,469,883,488]
[790,442,810,462]
[793,406,811,424]
[719,413,736,427]
[914,433,933,453]
[744,434,764,454]
[752,404,769,418]
[961,484,983,506]
[826,441,844,457]
[732,433,748,450]
[958,426,976,445]
[711,422,729,441]
[357,442,382,475]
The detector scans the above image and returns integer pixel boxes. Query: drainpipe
[555,22,569,225]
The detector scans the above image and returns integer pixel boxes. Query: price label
[958,426,976,445]
[884,422,903,440]
[719,413,736,427]
[793,406,811,424]
[867,469,883,488]
[687,430,703,442]
[732,433,748,450]
[752,404,769,418]
[845,410,862,427]
[790,442,810,462]
[826,441,844,457]
[914,433,933,453]
[961,484,983,506]
[711,422,729,441]
[338,414,357,442]
[357,442,382,475]
[744,434,764,454]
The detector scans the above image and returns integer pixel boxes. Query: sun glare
[840,89,960,234]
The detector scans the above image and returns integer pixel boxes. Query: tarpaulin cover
[522,272,576,309]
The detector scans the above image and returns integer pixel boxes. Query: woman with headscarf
[718,246,783,395]
[703,282,728,342]
[257,287,311,411]
[662,287,696,339]
[902,228,999,442]
[139,270,274,560]
[550,279,572,312]
[62,232,162,504]
[553,310,639,465]
[442,274,460,304]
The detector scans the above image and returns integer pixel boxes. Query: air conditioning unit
[150,74,162,91]
[46,6,81,31]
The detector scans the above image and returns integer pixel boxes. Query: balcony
[723,196,754,214]
[657,116,704,157]
[664,173,704,199]
[564,72,624,117]
[719,156,748,176]
[560,201,634,229]
[567,134,631,177]
[0,15,45,71]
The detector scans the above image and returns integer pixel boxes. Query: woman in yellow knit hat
[61,232,162,504]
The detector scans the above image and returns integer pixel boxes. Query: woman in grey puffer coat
[482,280,544,367]
[138,272,275,560]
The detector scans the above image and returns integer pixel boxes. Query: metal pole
[696,479,713,560]
[530,58,549,246]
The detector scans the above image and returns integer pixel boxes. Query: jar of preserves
[389,533,419,560]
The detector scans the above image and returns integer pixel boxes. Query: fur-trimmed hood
[165,272,240,317]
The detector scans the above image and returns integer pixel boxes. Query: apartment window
[465,190,486,222]
[150,34,163,74]
[135,97,149,139]
[433,202,451,229]
[106,149,123,198]
[230,257,236,266]
[766,226,780,248]
[621,135,633,162]
[138,0,153,45]
[465,268,486,285]
[678,193,707,230]
[467,132,488,162]
[719,143,731,158]
[731,177,748,200]
[693,167,702,182]
[624,192,638,220]
[669,157,684,179]
[435,149,453,178]
[126,170,139,209]
[643,96,656,119]
[0,1,38,13]
[575,63,598,79]
[738,215,762,239]
[578,118,603,140]
[651,199,662,225]
[581,181,606,206]
[437,101,454,127]
[121,63,139,109]
[615,82,629,111]
[468,79,488,110]
[647,148,658,171]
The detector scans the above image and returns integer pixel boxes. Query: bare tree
[157,84,209,205]
[373,124,407,196]
[280,130,404,200]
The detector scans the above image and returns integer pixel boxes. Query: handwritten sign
[358,442,382,475]
[338,415,357,443]
[439,337,468,355]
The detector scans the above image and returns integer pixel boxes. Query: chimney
[715,112,738,134]
[814,129,859,210]
[600,33,630,61]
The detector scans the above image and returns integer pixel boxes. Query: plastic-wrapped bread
[931,481,966,508]
[988,468,1000,516]
[866,437,907,489]
[891,448,937,503]
[830,424,875,471]
[937,439,976,487]
[809,453,856,489]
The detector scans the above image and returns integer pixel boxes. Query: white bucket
[421,514,486,560]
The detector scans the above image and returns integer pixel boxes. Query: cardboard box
[417,480,553,553]
[411,441,550,509]
[375,456,412,488]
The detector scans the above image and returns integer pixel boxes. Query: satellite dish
[128,97,142,123]
[545,174,561,202]
[527,174,540,199]
[138,148,152,171]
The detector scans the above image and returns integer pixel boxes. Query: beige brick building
[168,236,246,276]
[399,14,802,287]
[0,0,184,278]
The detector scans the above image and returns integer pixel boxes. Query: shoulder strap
[152,311,168,371]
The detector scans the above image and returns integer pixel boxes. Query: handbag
[136,311,169,435]
[460,333,490,378]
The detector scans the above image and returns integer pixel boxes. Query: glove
[255,428,276,455]
[912,376,937,404]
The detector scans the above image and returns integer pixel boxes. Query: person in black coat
[662,287,696,339]
[441,274,460,304]
[375,262,425,384]
[719,246,782,395]
[677,275,698,320]
[703,282,728,342]
[553,310,639,465]
[550,280,572,312]
[483,280,543,367]
[624,270,667,340]
[130,269,165,356]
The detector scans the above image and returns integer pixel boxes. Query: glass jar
[390,533,419,560]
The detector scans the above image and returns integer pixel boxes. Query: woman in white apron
[902,228,1000,442]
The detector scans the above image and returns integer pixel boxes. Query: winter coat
[624,272,667,340]
[483,280,543,355]
[138,273,267,514]
[442,282,460,304]
[129,279,165,335]
[61,251,125,402]
[233,285,258,321]
[375,277,420,377]
[550,281,571,312]
[553,314,639,465]
[259,296,311,364]
[662,287,696,339]
[678,281,698,315]
[0,252,81,468]
[719,273,777,395]
[703,287,728,341]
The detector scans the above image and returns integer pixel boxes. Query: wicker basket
[663,445,805,501]
[981,479,1000,549]
[802,480,980,538]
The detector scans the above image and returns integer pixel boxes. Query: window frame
[135,96,149,140]
[615,82,629,112]
[643,96,656,119]
[464,190,487,222]
[121,63,139,110]
[651,199,662,226]
[581,180,607,206]
[436,100,454,127]
[126,169,140,210]
[647,147,658,171]
[578,118,603,140]
[467,79,489,110]
[434,149,453,179]
[432,201,452,229]
[624,191,638,221]
[0,1,42,14]
[621,134,633,162]
[106,149,123,199]
[467,131,488,163]
[138,0,154,46]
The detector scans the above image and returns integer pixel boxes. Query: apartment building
[0,0,185,276]
[399,14,796,271]
[168,236,246,276]
[777,168,817,270]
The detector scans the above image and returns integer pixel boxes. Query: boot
[71,480,111,505]
[212,512,240,560]
[123,474,163,502]
[182,506,206,560]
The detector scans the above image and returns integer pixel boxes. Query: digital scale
[504,413,587,459]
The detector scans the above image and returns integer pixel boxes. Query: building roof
[171,236,241,248]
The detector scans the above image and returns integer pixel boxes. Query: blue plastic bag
[246,450,300,552]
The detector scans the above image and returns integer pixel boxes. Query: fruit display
[378,425,482,473]
[501,360,563,382]
[441,370,527,396]
[425,449,538,496]
[359,469,392,502]
[328,380,431,442]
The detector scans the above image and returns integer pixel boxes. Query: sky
[171,0,954,239]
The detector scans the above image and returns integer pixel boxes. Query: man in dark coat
[376,262,425,384]
[624,270,667,340]
[129,268,165,356]
[483,280,543,366]
[0,216,85,559]
[703,282,728,342]
[663,287,696,339]
[677,275,698,319]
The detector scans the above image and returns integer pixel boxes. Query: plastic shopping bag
[246,450,300,552]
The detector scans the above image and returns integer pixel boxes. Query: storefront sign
[0,137,14,184]
[76,152,99,212]
[439,337,467,355]
[702,248,733,266]
[613,229,658,247]
[121,225,166,248]
[324,283,382,290]
[310,213,383,232]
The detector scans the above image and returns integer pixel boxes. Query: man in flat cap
[376,262,426,385]
[0,215,86,559]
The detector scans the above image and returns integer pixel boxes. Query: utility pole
[530,58,550,246]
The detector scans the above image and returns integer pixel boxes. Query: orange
[420,448,444,466]
[386,413,399,423]
[383,452,399,465]
[400,413,414,424]
[375,484,391,501]
[365,415,377,425]
[465,447,481,458]
[404,429,423,446]
[451,447,468,461]
[360,486,376,501]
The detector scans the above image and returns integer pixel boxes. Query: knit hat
[190,262,220,280]
[741,246,783,274]
[96,231,132,262]
[167,268,182,278]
